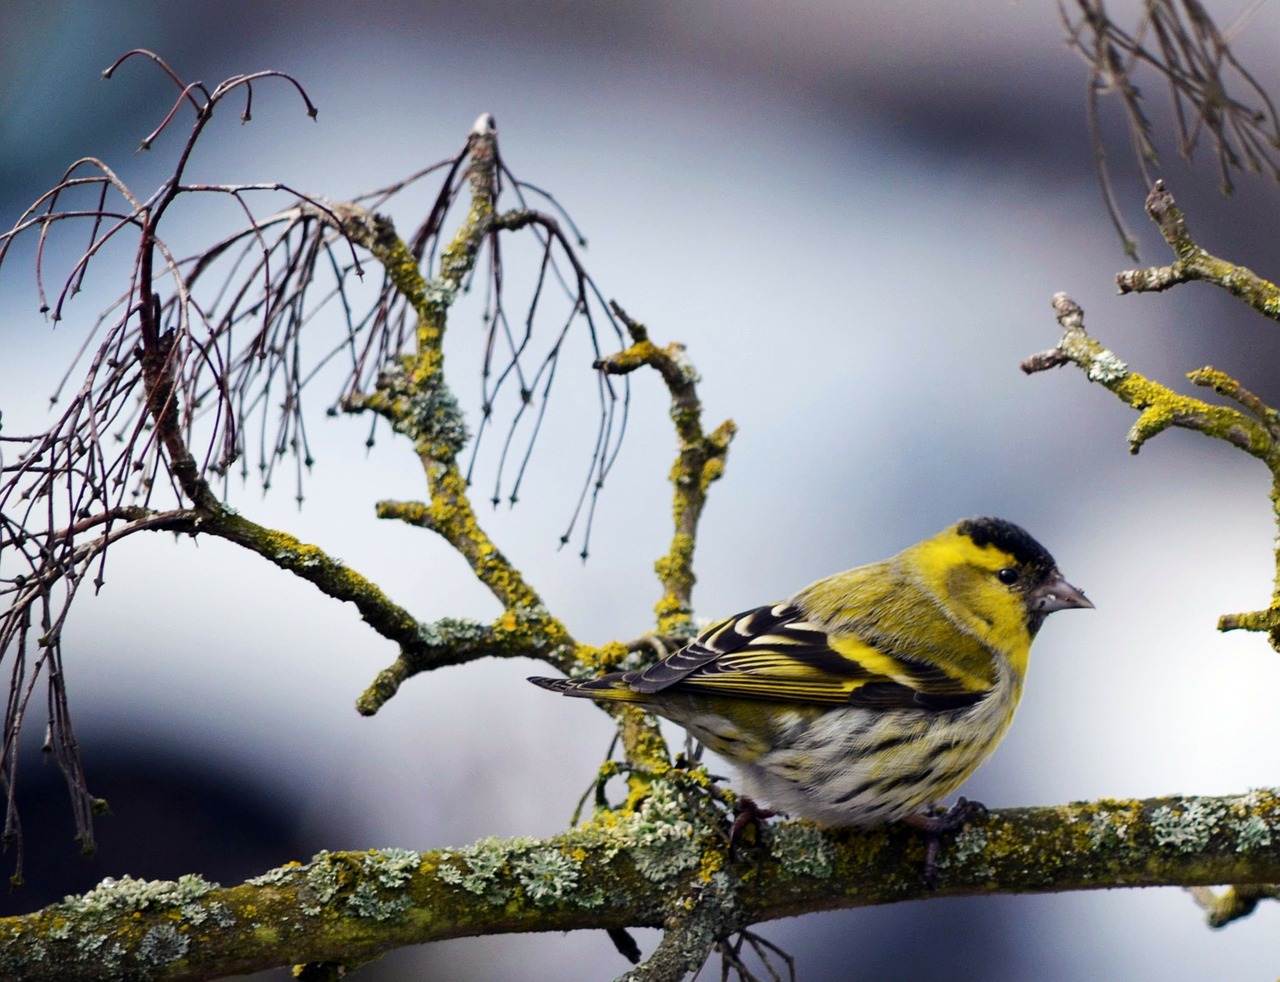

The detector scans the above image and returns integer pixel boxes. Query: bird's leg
[729,796,780,851]
[900,797,988,887]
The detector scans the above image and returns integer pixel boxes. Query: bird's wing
[626,602,986,710]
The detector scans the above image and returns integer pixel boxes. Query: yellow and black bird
[530,517,1091,831]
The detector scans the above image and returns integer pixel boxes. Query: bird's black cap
[957,517,1056,573]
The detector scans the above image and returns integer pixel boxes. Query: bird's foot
[900,797,988,888]
[729,795,780,851]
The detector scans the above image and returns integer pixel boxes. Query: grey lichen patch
[304,852,344,906]
[437,836,596,909]
[13,888,199,981]
[418,616,488,646]
[1233,815,1272,853]
[402,385,469,454]
[620,782,701,882]
[181,901,208,925]
[768,821,835,879]
[348,880,411,921]
[375,365,471,455]
[940,824,994,879]
[667,345,702,388]
[1086,349,1128,383]
[298,849,423,922]
[77,938,125,973]
[1087,811,1133,852]
[423,276,458,310]
[370,847,423,886]
[437,781,713,912]
[1223,789,1277,853]
[246,863,304,888]
[137,922,189,966]
[437,837,525,904]
[512,847,582,904]
[68,873,217,917]
[1151,799,1227,852]
[211,902,236,928]
[346,849,423,921]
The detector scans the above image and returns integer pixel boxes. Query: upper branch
[329,118,605,706]
[596,304,736,637]
[1025,181,1280,648]
[1023,292,1277,461]
[339,119,549,612]
[1116,181,1280,319]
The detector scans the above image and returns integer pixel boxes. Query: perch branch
[3,789,1280,980]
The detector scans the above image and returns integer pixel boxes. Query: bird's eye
[996,567,1019,585]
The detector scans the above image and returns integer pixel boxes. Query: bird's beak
[1029,568,1093,613]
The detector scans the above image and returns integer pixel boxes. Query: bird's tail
[527,673,647,703]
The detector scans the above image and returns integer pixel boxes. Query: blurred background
[3,1,1280,978]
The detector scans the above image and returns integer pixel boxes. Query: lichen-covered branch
[1024,293,1276,460]
[309,118,597,708]
[596,303,736,638]
[4,788,1279,981]
[1026,291,1280,645]
[586,304,738,796]
[1116,181,1280,321]
[1024,182,1280,651]
[355,609,574,715]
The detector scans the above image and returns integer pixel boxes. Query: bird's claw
[729,795,779,851]
[902,797,988,888]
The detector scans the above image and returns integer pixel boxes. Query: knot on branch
[315,200,398,255]
[1144,179,1197,259]
[364,364,470,458]
[1022,294,1130,386]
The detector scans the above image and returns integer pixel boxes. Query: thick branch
[3,789,1280,980]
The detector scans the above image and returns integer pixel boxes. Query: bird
[529,517,1091,840]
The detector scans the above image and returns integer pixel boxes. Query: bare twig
[1059,1,1280,253]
